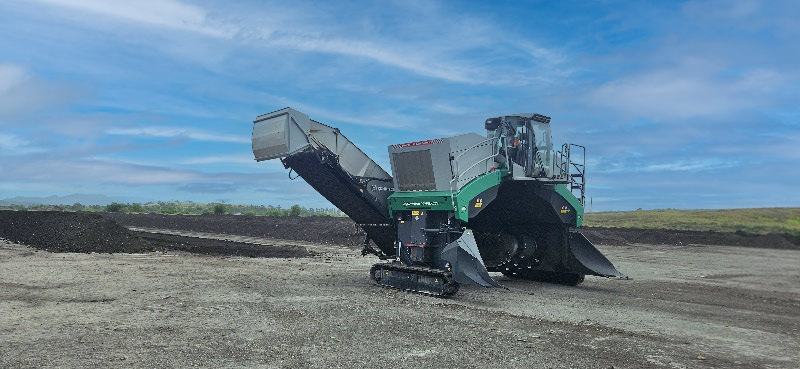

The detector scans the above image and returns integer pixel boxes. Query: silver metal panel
[252,107,311,161]
[391,149,436,190]
[309,121,391,180]
[388,138,450,191]
[446,134,492,190]
[388,133,493,192]
[251,107,391,181]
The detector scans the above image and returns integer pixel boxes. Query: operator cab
[485,114,555,179]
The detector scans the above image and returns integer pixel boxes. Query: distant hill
[0,194,150,206]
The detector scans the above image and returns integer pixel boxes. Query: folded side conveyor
[252,107,396,255]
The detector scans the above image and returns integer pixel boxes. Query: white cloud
[639,160,735,172]
[0,133,44,154]
[593,158,739,174]
[3,158,200,185]
[0,64,28,94]
[179,155,257,165]
[273,96,416,130]
[585,67,785,120]
[263,34,477,84]
[27,0,565,86]
[33,0,233,37]
[106,126,250,144]
[0,63,77,120]
[0,156,281,186]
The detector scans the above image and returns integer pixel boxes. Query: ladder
[566,144,586,207]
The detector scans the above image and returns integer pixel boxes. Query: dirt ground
[1,228,798,368]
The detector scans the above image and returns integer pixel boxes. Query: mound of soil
[105,213,364,248]
[106,213,800,250]
[136,232,313,258]
[582,227,799,250]
[0,210,152,253]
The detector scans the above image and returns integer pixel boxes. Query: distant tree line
[0,201,345,217]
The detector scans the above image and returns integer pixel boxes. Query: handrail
[450,136,501,184]
[451,153,499,184]
[567,143,586,206]
[448,136,503,213]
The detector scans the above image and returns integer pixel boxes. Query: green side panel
[387,169,509,222]
[451,169,507,222]
[387,191,454,214]
[553,184,584,227]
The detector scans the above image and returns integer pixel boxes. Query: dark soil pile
[582,227,799,250]
[136,232,313,258]
[105,213,365,248]
[106,213,800,250]
[0,210,153,253]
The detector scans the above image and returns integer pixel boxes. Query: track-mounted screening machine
[252,108,625,296]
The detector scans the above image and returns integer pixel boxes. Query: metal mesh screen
[392,149,436,190]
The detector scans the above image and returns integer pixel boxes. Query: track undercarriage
[370,263,460,297]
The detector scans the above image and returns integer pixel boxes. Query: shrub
[213,203,228,215]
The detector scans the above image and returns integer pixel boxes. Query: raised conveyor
[252,108,396,255]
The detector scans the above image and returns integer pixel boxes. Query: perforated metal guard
[392,149,436,191]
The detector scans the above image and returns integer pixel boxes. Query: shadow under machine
[252,107,626,297]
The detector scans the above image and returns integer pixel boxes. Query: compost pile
[0,210,313,257]
[106,213,365,248]
[0,210,152,253]
[4,211,795,255]
[137,232,312,258]
[107,213,800,250]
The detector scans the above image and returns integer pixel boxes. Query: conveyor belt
[284,148,396,256]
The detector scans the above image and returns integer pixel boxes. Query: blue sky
[0,0,798,211]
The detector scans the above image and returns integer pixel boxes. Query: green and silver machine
[252,107,625,297]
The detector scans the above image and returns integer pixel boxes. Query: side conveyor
[252,107,396,255]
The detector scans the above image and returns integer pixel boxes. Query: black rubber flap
[570,232,627,278]
[441,230,504,288]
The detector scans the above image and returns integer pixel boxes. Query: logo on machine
[403,201,440,207]
[390,138,444,149]
[370,184,395,192]
[474,198,483,208]
[560,206,570,214]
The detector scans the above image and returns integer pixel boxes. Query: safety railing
[449,136,503,190]
[553,144,586,205]
[567,144,586,206]
[446,135,586,206]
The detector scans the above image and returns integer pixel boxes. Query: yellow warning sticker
[411,210,420,216]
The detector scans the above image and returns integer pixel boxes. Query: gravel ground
[1,235,798,368]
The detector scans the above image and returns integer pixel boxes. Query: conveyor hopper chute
[251,107,396,256]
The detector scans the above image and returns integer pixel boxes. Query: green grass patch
[584,208,800,235]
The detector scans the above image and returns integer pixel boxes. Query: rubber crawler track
[370,263,460,297]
